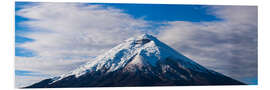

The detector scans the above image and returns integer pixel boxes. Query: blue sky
[15,2,257,87]
[91,3,221,22]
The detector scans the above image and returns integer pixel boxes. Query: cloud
[15,3,149,87]
[157,6,257,82]
[16,3,148,57]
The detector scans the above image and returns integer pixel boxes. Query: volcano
[26,34,245,88]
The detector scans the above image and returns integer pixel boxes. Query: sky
[15,2,257,87]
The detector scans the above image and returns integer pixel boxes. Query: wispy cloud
[16,3,149,72]
[15,3,149,87]
[158,6,257,82]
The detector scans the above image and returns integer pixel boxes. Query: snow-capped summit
[59,34,205,78]
[26,34,245,88]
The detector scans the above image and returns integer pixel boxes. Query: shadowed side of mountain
[25,57,245,88]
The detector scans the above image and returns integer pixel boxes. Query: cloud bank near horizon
[15,2,257,87]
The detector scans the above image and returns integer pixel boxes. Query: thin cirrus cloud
[15,3,150,87]
[16,3,149,74]
[15,2,257,87]
[158,6,257,84]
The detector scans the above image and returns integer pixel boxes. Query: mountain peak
[54,34,206,80]
[26,34,245,88]
[125,33,157,44]
[137,33,155,40]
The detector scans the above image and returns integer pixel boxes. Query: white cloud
[157,6,257,82]
[16,3,148,57]
[15,3,149,87]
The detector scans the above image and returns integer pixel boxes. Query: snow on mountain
[26,34,245,88]
[54,34,206,81]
